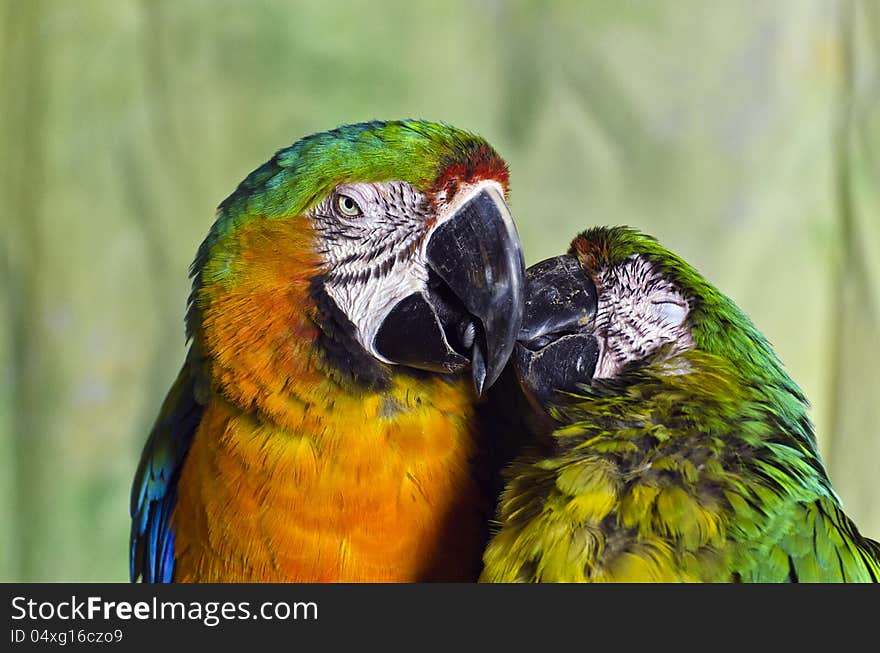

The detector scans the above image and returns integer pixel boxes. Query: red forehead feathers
[432,144,510,199]
[571,236,609,275]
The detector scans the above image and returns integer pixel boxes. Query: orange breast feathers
[171,378,489,582]
[172,218,490,581]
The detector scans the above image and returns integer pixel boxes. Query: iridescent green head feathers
[186,119,510,338]
[569,225,801,392]
[216,119,508,223]
[184,119,523,396]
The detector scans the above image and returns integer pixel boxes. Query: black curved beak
[374,186,525,395]
[513,255,600,407]
[426,187,525,395]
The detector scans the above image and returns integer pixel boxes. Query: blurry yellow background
[2,0,878,581]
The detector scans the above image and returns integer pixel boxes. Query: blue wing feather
[130,360,204,583]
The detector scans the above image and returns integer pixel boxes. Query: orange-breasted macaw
[130,120,525,582]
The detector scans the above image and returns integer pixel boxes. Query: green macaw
[480,226,880,582]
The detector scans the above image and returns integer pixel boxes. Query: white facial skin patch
[310,181,429,361]
[592,254,693,378]
[309,179,507,364]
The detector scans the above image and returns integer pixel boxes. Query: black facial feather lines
[594,254,692,378]
[310,181,429,288]
[308,180,438,362]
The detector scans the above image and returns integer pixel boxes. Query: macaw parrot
[130,120,526,582]
[481,226,880,582]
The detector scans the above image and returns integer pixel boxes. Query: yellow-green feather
[482,348,880,582]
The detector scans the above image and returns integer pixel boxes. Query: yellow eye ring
[336,194,362,217]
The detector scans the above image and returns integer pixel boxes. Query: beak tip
[471,325,519,397]
[471,341,488,396]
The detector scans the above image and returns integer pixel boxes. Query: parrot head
[514,225,799,410]
[189,120,525,399]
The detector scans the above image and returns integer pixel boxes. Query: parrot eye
[336,193,362,217]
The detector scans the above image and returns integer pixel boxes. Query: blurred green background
[2,0,878,582]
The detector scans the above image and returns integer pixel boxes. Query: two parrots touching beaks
[131,120,880,583]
